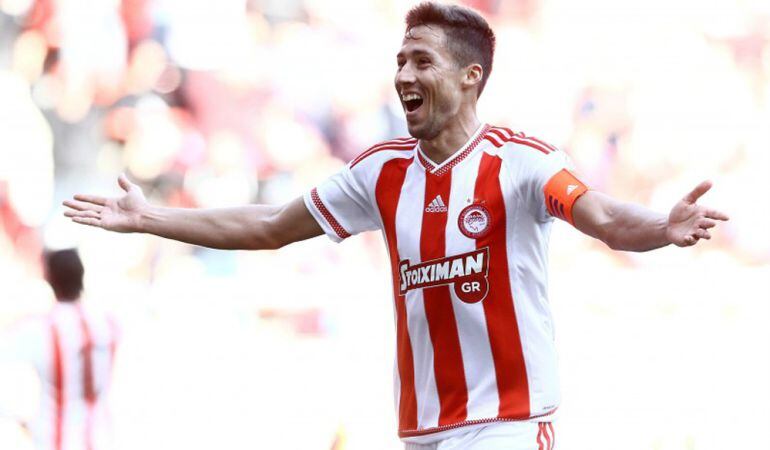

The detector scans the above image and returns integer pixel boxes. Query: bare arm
[572,180,729,252]
[64,174,323,250]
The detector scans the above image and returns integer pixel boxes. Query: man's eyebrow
[396,48,434,59]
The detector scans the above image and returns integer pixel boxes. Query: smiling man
[63,2,729,449]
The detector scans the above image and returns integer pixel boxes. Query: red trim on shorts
[375,157,419,432]
[420,169,469,426]
[398,408,556,438]
[543,421,552,450]
[474,153,531,418]
[537,423,545,450]
[548,422,555,449]
[310,188,351,239]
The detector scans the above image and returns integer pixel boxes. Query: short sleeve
[303,165,380,243]
[525,151,589,225]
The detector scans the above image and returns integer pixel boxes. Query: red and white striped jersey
[304,124,588,443]
[0,303,118,450]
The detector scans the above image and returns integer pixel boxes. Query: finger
[67,210,100,220]
[704,208,729,221]
[683,180,712,204]
[682,235,698,246]
[71,217,102,227]
[699,218,717,229]
[62,200,102,213]
[73,194,107,206]
[64,210,100,220]
[694,229,711,240]
[118,173,133,193]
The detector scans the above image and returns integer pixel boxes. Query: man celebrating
[64,2,728,449]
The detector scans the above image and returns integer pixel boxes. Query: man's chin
[406,122,436,140]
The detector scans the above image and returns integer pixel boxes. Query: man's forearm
[573,191,671,252]
[138,204,283,250]
[600,201,670,252]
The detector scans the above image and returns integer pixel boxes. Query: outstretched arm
[63,174,323,250]
[572,180,729,252]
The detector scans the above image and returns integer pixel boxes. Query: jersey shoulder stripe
[350,137,417,168]
[484,126,558,155]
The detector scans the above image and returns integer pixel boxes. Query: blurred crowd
[0,0,769,449]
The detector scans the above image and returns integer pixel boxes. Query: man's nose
[396,63,416,87]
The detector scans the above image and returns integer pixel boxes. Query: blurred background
[0,0,768,449]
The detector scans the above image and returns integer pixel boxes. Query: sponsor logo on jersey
[567,184,578,196]
[398,248,489,303]
[425,195,448,213]
[458,203,491,239]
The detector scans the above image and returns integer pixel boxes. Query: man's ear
[462,63,483,91]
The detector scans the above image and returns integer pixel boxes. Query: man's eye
[419,58,431,65]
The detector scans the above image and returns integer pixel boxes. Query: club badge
[458,203,491,239]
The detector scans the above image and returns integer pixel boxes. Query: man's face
[395,25,467,140]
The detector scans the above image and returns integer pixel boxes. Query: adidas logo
[567,184,578,196]
[425,195,448,213]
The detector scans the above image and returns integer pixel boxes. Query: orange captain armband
[543,169,588,225]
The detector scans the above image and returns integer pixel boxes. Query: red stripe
[499,127,558,153]
[50,321,64,450]
[507,136,551,155]
[529,136,558,153]
[489,127,554,155]
[547,422,556,449]
[483,135,503,148]
[350,139,416,168]
[420,170,468,425]
[310,188,351,239]
[107,317,118,363]
[543,421,553,450]
[76,306,95,450]
[537,423,545,450]
[76,306,96,404]
[488,128,511,142]
[375,157,418,431]
[474,153,530,418]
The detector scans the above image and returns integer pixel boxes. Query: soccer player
[63,3,728,449]
[0,249,119,450]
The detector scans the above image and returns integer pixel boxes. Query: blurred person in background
[0,249,118,450]
[63,2,730,449]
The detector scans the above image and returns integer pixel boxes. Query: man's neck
[420,114,482,165]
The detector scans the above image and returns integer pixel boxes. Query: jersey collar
[415,123,490,176]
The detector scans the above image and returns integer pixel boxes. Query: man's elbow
[246,213,289,250]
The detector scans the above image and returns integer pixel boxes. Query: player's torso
[371,127,560,437]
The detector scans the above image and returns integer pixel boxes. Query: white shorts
[404,421,555,450]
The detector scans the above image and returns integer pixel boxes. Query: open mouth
[402,93,424,113]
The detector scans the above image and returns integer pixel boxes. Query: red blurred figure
[0,249,119,450]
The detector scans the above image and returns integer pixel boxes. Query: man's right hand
[63,174,148,233]
[62,174,323,249]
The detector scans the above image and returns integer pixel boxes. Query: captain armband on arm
[543,169,589,226]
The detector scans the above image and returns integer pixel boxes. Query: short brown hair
[44,249,84,301]
[405,2,496,96]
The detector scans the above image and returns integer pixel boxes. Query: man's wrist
[135,205,160,233]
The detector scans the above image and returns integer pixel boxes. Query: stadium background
[0,0,768,448]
